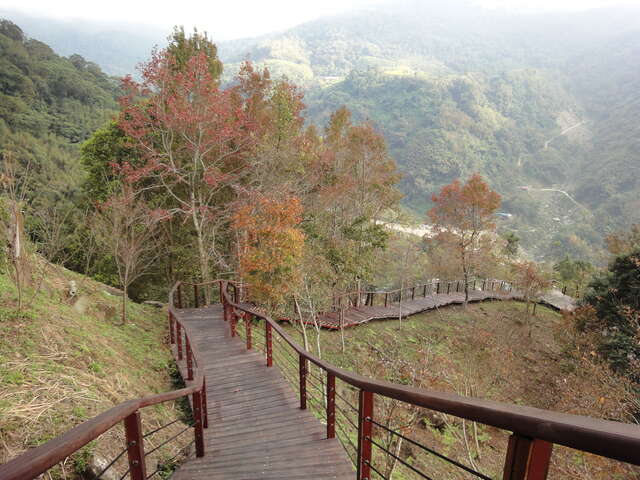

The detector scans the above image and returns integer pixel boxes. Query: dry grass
[281,301,640,479]
[0,263,192,478]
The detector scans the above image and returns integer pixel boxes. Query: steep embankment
[284,301,637,479]
[0,259,190,478]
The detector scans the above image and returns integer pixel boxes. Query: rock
[143,300,165,308]
[102,286,124,297]
[83,454,120,480]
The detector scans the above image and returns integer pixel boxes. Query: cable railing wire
[334,389,359,412]
[368,417,493,480]
[143,419,182,439]
[334,419,359,464]
[143,425,191,458]
[367,435,436,480]
[365,459,390,480]
[95,446,128,479]
[145,439,196,479]
[334,402,359,431]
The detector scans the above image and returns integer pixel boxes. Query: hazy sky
[0,0,637,39]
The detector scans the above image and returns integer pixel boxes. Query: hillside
[1,4,639,261]
[0,19,118,213]
[217,1,640,261]
[0,257,191,478]
[0,10,165,77]
[282,301,638,478]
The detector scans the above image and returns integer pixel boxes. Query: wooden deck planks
[171,305,354,480]
[316,290,520,329]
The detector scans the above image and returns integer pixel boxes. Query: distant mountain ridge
[217,1,640,260]
[0,9,166,77]
[1,3,639,261]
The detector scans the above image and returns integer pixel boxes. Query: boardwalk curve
[171,304,353,480]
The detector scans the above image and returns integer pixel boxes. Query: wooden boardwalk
[315,290,520,329]
[172,304,353,480]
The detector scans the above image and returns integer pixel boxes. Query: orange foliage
[233,195,305,309]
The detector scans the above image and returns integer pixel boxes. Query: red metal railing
[330,278,512,310]
[4,277,639,479]
[212,279,640,480]
[0,282,208,480]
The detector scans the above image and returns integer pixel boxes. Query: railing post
[423,284,427,297]
[176,322,183,360]
[186,336,193,381]
[503,435,552,480]
[202,377,209,429]
[357,390,374,480]
[447,282,451,294]
[437,282,440,294]
[231,310,237,337]
[245,313,252,350]
[194,284,199,308]
[169,311,175,344]
[412,287,416,300]
[473,279,477,291]
[177,284,183,309]
[384,293,388,308]
[124,411,147,480]
[266,322,273,367]
[192,388,205,458]
[327,372,336,439]
[299,354,307,410]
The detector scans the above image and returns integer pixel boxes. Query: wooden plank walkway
[172,304,354,480]
[315,290,520,329]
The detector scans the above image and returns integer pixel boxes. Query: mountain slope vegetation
[0,19,118,212]
[219,1,640,261]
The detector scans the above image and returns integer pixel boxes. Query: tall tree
[118,47,255,288]
[232,194,304,311]
[94,185,160,324]
[428,173,501,306]
[305,107,400,291]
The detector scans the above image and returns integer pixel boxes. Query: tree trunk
[122,284,128,325]
[194,223,211,298]
[461,251,469,308]
[340,308,345,353]
[294,295,309,352]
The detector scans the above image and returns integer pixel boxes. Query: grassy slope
[0,259,190,478]
[281,301,638,479]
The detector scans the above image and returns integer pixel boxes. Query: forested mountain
[218,0,640,261]
[0,19,118,210]
[1,1,639,261]
[0,9,164,76]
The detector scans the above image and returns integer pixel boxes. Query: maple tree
[510,260,551,334]
[232,194,305,310]
[428,173,501,306]
[118,48,255,289]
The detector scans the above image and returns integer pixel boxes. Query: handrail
[330,278,512,310]
[0,282,207,480]
[218,279,640,470]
